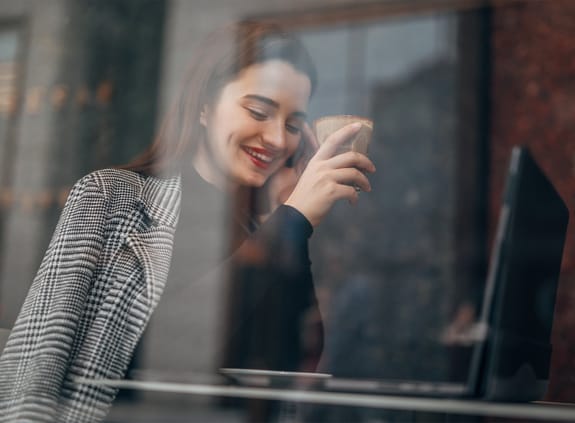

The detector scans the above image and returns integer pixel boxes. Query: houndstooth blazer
[0,168,181,423]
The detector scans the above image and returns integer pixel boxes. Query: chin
[239,173,268,188]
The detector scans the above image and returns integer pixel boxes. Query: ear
[200,105,209,127]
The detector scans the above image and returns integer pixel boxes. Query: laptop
[309,145,568,401]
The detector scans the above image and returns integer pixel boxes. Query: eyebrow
[242,94,307,119]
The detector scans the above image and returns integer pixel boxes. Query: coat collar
[127,172,182,304]
[138,173,182,229]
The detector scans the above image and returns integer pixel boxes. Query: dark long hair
[122,21,317,177]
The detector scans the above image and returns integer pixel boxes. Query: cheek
[225,116,260,146]
[208,104,243,144]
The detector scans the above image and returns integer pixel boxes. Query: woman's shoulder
[71,168,147,198]
[72,169,181,221]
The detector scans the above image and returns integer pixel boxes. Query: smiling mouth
[244,147,275,169]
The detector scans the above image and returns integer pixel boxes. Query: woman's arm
[221,202,322,374]
[220,121,375,374]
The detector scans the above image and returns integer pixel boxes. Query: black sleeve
[220,205,324,372]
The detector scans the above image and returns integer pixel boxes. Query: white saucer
[219,368,332,387]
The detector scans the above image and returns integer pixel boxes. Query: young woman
[0,22,375,422]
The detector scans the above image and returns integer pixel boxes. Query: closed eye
[286,123,302,135]
[246,107,268,121]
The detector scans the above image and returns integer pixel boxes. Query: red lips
[243,146,274,170]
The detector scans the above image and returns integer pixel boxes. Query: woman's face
[197,60,312,188]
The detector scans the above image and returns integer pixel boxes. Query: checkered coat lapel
[0,169,181,423]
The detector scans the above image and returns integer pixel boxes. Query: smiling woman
[0,21,375,422]
[194,60,311,189]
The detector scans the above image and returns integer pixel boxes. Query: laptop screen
[467,146,569,398]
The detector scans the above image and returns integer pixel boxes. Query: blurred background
[0,0,573,421]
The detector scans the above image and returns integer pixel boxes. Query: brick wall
[490,0,575,401]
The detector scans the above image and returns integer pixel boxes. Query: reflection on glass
[3,1,563,423]
[0,26,21,332]
[298,12,465,383]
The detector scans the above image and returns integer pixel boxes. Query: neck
[191,145,253,202]
[192,141,230,192]
[192,140,256,224]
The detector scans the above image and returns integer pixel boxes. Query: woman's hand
[257,122,320,218]
[285,122,376,227]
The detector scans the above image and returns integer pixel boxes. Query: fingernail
[351,122,362,130]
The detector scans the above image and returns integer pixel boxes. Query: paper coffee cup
[313,115,373,155]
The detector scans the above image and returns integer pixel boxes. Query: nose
[262,121,287,152]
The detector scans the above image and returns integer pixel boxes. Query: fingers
[283,123,376,227]
[330,184,361,206]
[325,150,376,173]
[331,168,372,192]
[313,122,362,161]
